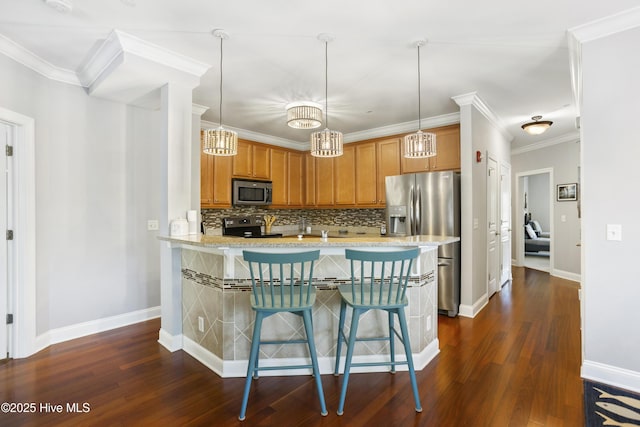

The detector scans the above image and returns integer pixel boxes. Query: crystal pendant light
[310,34,343,157]
[286,102,322,129]
[203,30,238,156]
[404,40,436,158]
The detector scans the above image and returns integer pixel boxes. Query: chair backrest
[243,250,320,308]
[344,248,420,306]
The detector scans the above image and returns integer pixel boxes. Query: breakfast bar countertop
[158,233,460,248]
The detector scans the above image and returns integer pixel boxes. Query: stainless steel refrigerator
[385,171,461,317]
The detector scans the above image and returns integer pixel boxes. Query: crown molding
[200,119,306,151]
[0,33,81,86]
[568,6,640,43]
[343,112,460,143]
[192,104,209,116]
[77,30,210,90]
[511,131,580,156]
[452,91,513,142]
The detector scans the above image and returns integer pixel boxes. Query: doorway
[0,107,36,359]
[1,123,9,359]
[515,169,554,272]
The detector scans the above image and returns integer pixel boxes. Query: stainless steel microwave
[232,179,272,206]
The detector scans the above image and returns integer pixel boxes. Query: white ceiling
[1,0,638,150]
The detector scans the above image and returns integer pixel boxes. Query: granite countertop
[158,233,459,248]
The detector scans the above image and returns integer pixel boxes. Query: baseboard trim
[182,336,440,378]
[582,360,640,394]
[459,294,488,318]
[158,328,183,352]
[551,268,581,283]
[35,306,161,353]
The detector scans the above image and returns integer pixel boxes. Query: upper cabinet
[201,123,459,209]
[401,124,460,174]
[201,131,233,208]
[270,148,304,208]
[233,139,271,180]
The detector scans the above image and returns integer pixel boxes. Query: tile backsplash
[202,207,385,231]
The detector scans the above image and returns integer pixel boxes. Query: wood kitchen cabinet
[315,156,334,206]
[304,153,316,206]
[376,137,401,205]
[334,145,356,205]
[401,124,460,174]
[355,142,378,206]
[270,148,304,208]
[288,151,304,207]
[201,131,233,208]
[232,139,271,179]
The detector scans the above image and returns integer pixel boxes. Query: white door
[1,123,9,360]
[487,156,499,297]
[500,163,512,286]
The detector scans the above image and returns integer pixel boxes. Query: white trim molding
[569,6,640,43]
[582,360,640,395]
[511,131,580,156]
[36,307,161,353]
[551,268,581,283]
[452,92,513,143]
[344,112,460,143]
[183,335,440,378]
[459,294,488,318]
[0,107,36,359]
[0,34,81,86]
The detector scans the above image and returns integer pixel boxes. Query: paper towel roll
[187,210,197,235]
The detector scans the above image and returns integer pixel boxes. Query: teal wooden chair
[239,250,327,421]
[333,248,422,415]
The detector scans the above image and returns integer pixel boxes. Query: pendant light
[404,40,436,158]
[521,115,553,135]
[286,102,323,129]
[203,30,238,156]
[310,33,343,158]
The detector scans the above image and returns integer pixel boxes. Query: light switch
[147,219,159,231]
[473,218,479,229]
[561,215,567,222]
[606,224,622,241]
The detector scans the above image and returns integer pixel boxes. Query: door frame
[499,161,512,286]
[514,168,554,271]
[0,107,36,358]
[486,154,499,297]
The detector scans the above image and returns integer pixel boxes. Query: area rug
[584,380,640,426]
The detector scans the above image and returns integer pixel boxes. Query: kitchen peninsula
[158,233,459,377]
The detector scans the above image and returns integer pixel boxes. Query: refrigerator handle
[409,185,414,235]
[416,187,422,235]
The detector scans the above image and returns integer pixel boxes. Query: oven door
[232,179,272,206]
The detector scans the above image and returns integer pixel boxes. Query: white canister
[186,210,198,235]
[170,218,189,236]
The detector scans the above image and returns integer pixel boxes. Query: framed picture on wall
[557,183,578,201]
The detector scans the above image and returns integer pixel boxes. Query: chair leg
[302,310,328,416]
[337,307,361,416]
[396,308,422,413]
[334,300,347,376]
[388,311,396,373]
[239,311,264,421]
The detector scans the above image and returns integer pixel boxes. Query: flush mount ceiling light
[203,30,238,156]
[45,0,73,13]
[404,40,436,158]
[310,34,343,158]
[521,115,553,135]
[286,102,322,129]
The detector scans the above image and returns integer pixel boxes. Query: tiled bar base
[180,247,440,377]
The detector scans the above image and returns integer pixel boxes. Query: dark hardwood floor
[0,267,583,426]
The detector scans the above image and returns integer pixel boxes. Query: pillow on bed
[531,220,542,235]
[525,223,538,239]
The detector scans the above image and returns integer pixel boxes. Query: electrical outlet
[198,316,204,332]
[426,315,432,331]
[147,219,159,231]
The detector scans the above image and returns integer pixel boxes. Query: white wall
[511,140,581,277]
[580,25,640,391]
[0,54,161,334]
[458,97,511,316]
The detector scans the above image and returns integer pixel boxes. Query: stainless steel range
[222,216,283,238]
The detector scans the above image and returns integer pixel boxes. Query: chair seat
[336,285,407,309]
